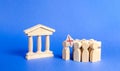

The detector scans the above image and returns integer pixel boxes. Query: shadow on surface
[6,48,27,59]
[6,48,62,60]
[54,53,62,59]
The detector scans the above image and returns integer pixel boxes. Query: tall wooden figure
[90,41,101,62]
[97,41,101,61]
[81,40,89,62]
[73,41,82,62]
[62,41,70,60]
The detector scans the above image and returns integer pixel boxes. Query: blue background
[0,0,120,71]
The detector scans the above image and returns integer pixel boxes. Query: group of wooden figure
[62,38,101,62]
[24,24,102,63]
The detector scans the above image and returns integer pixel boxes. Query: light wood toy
[73,41,82,62]
[24,24,55,60]
[81,40,89,62]
[62,41,70,60]
[62,35,101,62]
[62,35,74,60]
[90,41,101,62]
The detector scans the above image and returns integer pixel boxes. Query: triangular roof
[24,24,55,34]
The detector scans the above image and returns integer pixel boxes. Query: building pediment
[24,24,55,36]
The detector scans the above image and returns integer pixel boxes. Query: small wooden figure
[62,41,70,60]
[81,40,89,62]
[73,41,82,62]
[24,24,55,60]
[88,39,95,58]
[97,41,101,61]
[90,41,101,62]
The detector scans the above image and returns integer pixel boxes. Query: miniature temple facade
[24,24,55,60]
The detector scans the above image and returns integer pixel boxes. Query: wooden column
[37,36,42,53]
[28,36,33,53]
[45,35,50,51]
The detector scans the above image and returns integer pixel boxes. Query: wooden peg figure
[97,41,101,61]
[90,41,101,62]
[81,40,89,62]
[88,39,95,59]
[73,41,82,62]
[62,41,70,60]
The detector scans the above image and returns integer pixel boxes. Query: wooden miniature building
[24,24,55,60]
